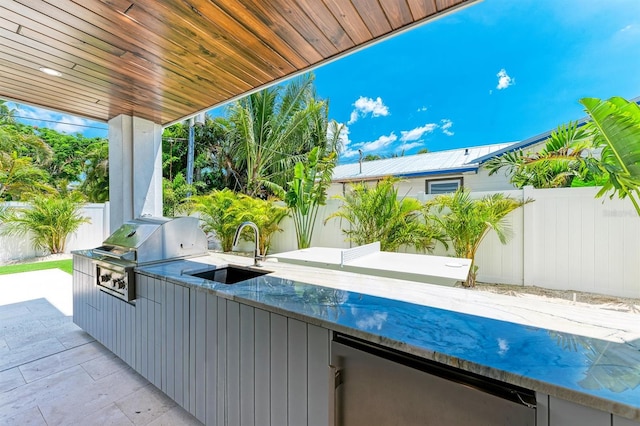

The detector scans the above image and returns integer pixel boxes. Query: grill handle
[92,247,136,262]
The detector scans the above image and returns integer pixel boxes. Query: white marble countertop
[129,252,640,421]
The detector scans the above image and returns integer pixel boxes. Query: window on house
[426,178,462,194]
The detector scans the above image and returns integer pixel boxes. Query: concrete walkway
[0,269,202,425]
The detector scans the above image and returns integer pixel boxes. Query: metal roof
[333,142,516,182]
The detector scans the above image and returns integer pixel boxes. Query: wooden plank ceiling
[0,0,477,126]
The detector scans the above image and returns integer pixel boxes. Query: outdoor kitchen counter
[134,253,640,422]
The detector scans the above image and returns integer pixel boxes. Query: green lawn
[0,259,73,275]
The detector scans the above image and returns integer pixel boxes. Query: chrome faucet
[233,221,262,266]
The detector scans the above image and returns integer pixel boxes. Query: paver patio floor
[0,269,201,425]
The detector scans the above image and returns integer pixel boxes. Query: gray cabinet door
[72,255,99,338]
[190,287,331,426]
[134,273,165,389]
[161,279,190,409]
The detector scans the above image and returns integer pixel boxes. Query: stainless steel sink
[188,265,271,284]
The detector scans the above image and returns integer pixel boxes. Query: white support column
[108,115,163,232]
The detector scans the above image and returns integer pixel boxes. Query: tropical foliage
[223,75,313,196]
[0,120,54,200]
[79,141,109,203]
[326,177,443,252]
[191,189,240,252]
[162,173,197,217]
[580,97,640,216]
[230,195,288,255]
[426,189,531,287]
[0,101,108,201]
[0,192,90,254]
[487,96,640,216]
[485,121,595,188]
[285,147,337,248]
[191,189,287,255]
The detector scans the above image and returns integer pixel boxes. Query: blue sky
[6,0,640,161]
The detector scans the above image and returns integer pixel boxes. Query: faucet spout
[233,221,262,266]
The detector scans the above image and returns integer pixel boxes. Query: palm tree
[0,120,54,200]
[231,194,288,255]
[0,100,16,124]
[225,73,326,197]
[191,189,240,252]
[426,189,531,287]
[0,192,90,254]
[0,151,52,200]
[326,177,443,252]
[485,121,594,188]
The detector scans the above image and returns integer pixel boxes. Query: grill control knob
[100,274,111,282]
[114,278,126,289]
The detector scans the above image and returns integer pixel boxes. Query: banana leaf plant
[580,97,640,216]
[285,147,337,249]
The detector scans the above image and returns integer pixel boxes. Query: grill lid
[103,217,171,249]
[99,216,208,264]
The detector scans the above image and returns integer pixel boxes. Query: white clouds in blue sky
[496,69,514,90]
[341,119,455,158]
[348,96,389,124]
[343,132,398,158]
[315,0,640,162]
[441,119,454,136]
[397,141,423,152]
[400,123,437,142]
[7,102,108,137]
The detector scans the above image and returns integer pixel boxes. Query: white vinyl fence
[522,186,640,299]
[0,202,110,263]
[271,187,640,298]
[6,187,638,298]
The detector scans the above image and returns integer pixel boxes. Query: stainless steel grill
[92,216,208,301]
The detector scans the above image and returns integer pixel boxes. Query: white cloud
[11,103,106,135]
[621,24,633,32]
[54,115,90,134]
[342,132,397,158]
[496,68,514,90]
[441,119,454,136]
[360,133,397,152]
[417,106,428,112]
[400,123,437,142]
[347,96,389,124]
[348,110,359,125]
[398,142,423,152]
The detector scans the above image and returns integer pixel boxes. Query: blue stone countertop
[132,253,640,421]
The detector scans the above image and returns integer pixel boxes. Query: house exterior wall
[329,165,517,198]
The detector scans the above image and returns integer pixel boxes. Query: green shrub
[0,193,90,254]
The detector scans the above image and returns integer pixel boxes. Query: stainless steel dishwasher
[330,334,536,426]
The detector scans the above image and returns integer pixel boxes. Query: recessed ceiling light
[39,67,62,77]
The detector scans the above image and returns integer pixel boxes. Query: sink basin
[188,265,271,285]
